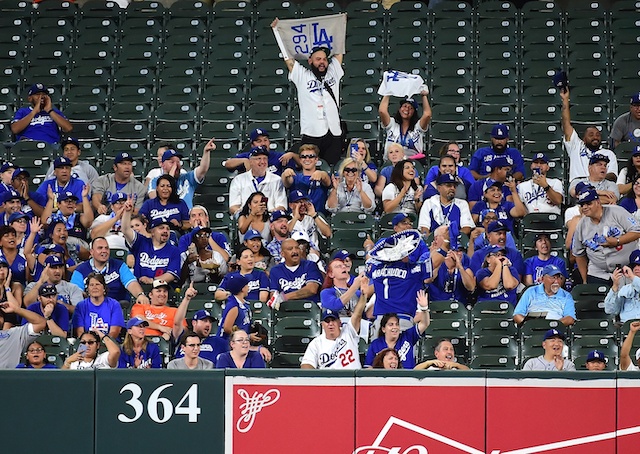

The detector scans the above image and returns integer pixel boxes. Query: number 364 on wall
[118,383,201,423]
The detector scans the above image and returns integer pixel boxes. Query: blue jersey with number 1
[367,259,431,317]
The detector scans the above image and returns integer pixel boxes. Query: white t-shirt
[382,183,418,214]
[301,320,362,369]
[289,59,344,137]
[565,129,618,183]
[517,178,563,215]
[69,351,114,370]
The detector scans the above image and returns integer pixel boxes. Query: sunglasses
[79,340,97,345]
[343,168,358,173]
[300,154,317,159]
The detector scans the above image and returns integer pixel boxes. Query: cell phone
[77,344,87,357]
[533,168,541,175]
[350,143,359,158]
[261,196,268,204]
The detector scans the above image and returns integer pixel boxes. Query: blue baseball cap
[36,243,65,255]
[487,220,508,234]
[400,97,419,110]
[391,212,416,227]
[542,264,563,277]
[543,328,565,341]
[224,273,250,295]
[110,192,127,204]
[270,210,290,222]
[552,70,569,91]
[0,162,14,173]
[491,155,513,169]
[629,250,640,266]
[149,217,171,229]
[491,123,509,139]
[58,191,78,202]
[38,282,57,297]
[61,137,80,148]
[53,156,72,168]
[126,316,149,329]
[577,187,599,205]
[11,167,29,180]
[631,92,640,105]
[533,152,549,163]
[586,350,607,363]
[483,178,503,192]
[28,83,48,96]
[249,146,269,157]
[8,211,29,224]
[1,189,21,204]
[589,153,610,165]
[289,190,309,203]
[479,208,498,222]
[332,249,355,260]
[114,152,134,164]
[161,149,183,162]
[192,310,215,322]
[321,309,340,321]
[44,255,64,267]
[632,146,640,156]
[436,173,459,185]
[244,229,262,241]
[250,128,269,142]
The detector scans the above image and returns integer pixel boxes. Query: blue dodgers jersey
[367,259,431,316]
[130,234,181,280]
[139,197,189,226]
[269,259,323,302]
[219,270,268,301]
[217,295,251,339]
[71,297,125,334]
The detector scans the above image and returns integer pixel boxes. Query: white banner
[272,13,347,61]
[377,70,426,98]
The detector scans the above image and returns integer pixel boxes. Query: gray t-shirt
[569,177,619,201]
[25,280,84,307]
[523,355,576,371]
[572,205,640,280]
[167,357,213,370]
[611,111,640,144]
[92,173,147,211]
[0,323,38,369]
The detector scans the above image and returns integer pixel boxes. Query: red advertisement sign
[616,378,640,453]
[486,377,617,453]
[225,376,356,453]
[354,376,486,454]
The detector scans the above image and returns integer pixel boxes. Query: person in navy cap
[418,172,474,236]
[522,328,576,371]
[469,123,525,181]
[92,151,147,214]
[148,138,215,210]
[467,154,517,209]
[216,273,253,340]
[470,175,527,233]
[475,244,520,305]
[282,143,332,215]
[517,152,564,214]
[0,188,23,226]
[585,350,608,371]
[611,92,640,148]
[24,253,84,314]
[266,209,292,263]
[36,156,87,207]
[45,136,99,186]
[23,282,68,337]
[269,238,323,304]
[288,189,331,248]
[560,86,618,183]
[224,127,300,176]
[469,220,525,278]
[11,82,72,144]
[42,186,93,250]
[423,154,471,200]
[569,153,619,204]
[604,249,640,323]
[0,162,15,190]
[572,185,640,284]
[11,167,46,217]
[469,208,517,254]
[514,264,576,326]
[229,145,288,216]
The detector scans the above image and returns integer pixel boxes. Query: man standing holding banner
[271,15,346,165]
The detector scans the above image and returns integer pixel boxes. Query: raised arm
[417,90,432,131]
[621,321,640,370]
[379,95,392,128]
[120,195,135,244]
[350,275,369,334]
[195,138,214,182]
[560,88,574,141]
[271,18,296,72]
[415,289,431,333]
[172,282,197,340]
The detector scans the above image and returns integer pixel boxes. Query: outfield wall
[2,370,638,454]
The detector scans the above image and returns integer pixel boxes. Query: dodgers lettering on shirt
[367,259,431,316]
[217,296,252,339]
[129,234,181,280]
[269,259,322,302]
[71,297,125,334]
[71,258,135,302]
[219,270,268,301]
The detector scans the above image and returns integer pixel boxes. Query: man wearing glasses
[513,265,576,326]
[167,333,213,370]
[572,185,640,284]
[281,144,331,215]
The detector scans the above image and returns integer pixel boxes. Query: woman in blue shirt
[216,329,265,369]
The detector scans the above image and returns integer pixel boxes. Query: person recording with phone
[62,330,120,370]
[604,250,640,323]
[516,153,563,214]
[326,157,375,214]
[11,83,72,144]
[237,192,271,242]
[281,144,332,215]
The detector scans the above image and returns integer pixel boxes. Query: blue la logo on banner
[272,13,347,61]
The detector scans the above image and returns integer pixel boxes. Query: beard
[550,283,561,294]
[310,63,327,79]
